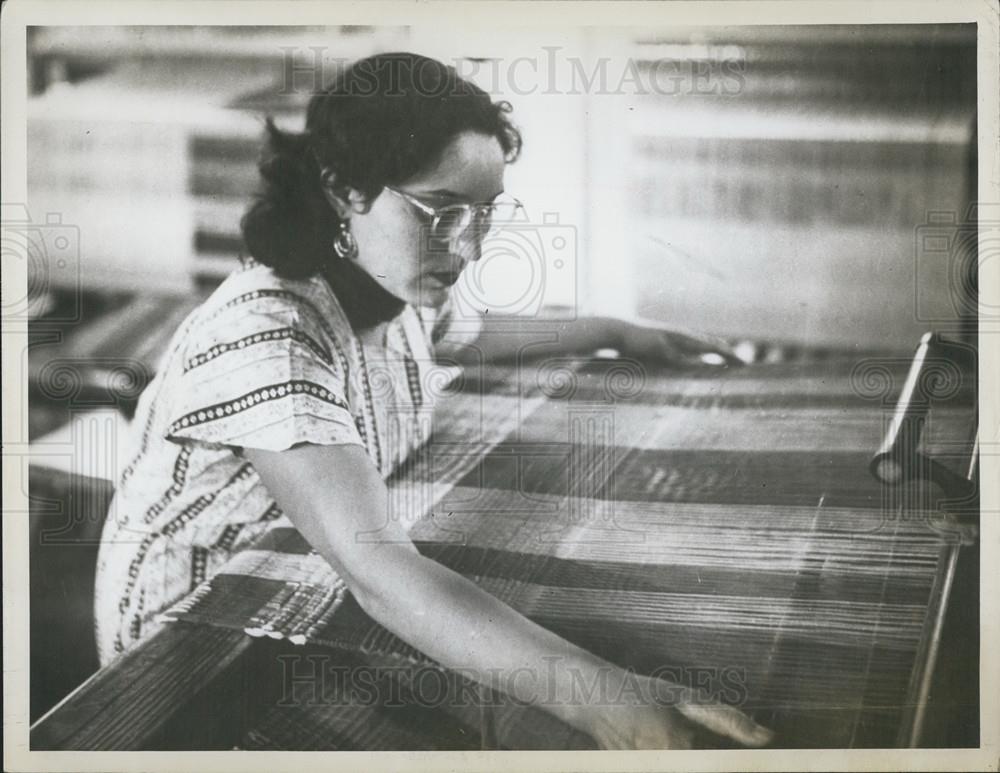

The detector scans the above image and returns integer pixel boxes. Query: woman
[95,52,767,750]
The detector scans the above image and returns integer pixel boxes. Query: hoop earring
[332,221,358,260]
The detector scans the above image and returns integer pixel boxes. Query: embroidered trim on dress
[119,462,257,616]
[201,287,353,377]
[352,340,384,473]
[166,380,351,436]
[184,327,333,372]
[141,445,193,524]
[397,317,424,409]
[191,546,210,587]
[212,523,245,552]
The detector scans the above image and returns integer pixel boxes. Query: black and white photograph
[3,1,998,769]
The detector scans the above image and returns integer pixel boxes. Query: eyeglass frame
[383,186,524,240]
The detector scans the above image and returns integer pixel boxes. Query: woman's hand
[571,672,773,750]
[618,320,746,368]
[459,313,746,367]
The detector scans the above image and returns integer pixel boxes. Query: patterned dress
[94,256,481,666]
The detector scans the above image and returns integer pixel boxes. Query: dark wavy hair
[241,52,522,330]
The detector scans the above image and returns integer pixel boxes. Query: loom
[31,336,979,750]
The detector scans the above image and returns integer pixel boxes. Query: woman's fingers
[584,675,773,750]
[654,717,695,749]
[657,336,687,363]
[666,331,746,366]
[621,322,745,367]
[587,703,698,750]
[675,700,774,747]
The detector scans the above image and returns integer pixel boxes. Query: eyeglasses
[384,187,524,240]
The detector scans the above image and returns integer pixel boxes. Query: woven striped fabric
[160,354,976,749]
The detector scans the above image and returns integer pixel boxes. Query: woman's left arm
[438,311,745,367]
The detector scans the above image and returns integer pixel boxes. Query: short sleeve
[163,301,364,453]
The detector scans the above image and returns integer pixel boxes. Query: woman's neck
[319,256,407,333]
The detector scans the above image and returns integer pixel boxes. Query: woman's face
[347,130,507,309]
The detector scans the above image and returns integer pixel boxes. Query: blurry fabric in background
[26,24,976,350]
[616,26,976,350]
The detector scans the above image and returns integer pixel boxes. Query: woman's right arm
[243,441,772,749]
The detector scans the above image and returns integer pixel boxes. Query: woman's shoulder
[197,256,339,317]
[189,256,354,346]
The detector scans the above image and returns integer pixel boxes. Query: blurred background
[22,24,977,723]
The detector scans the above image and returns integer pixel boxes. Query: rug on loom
[159,356,975,749]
